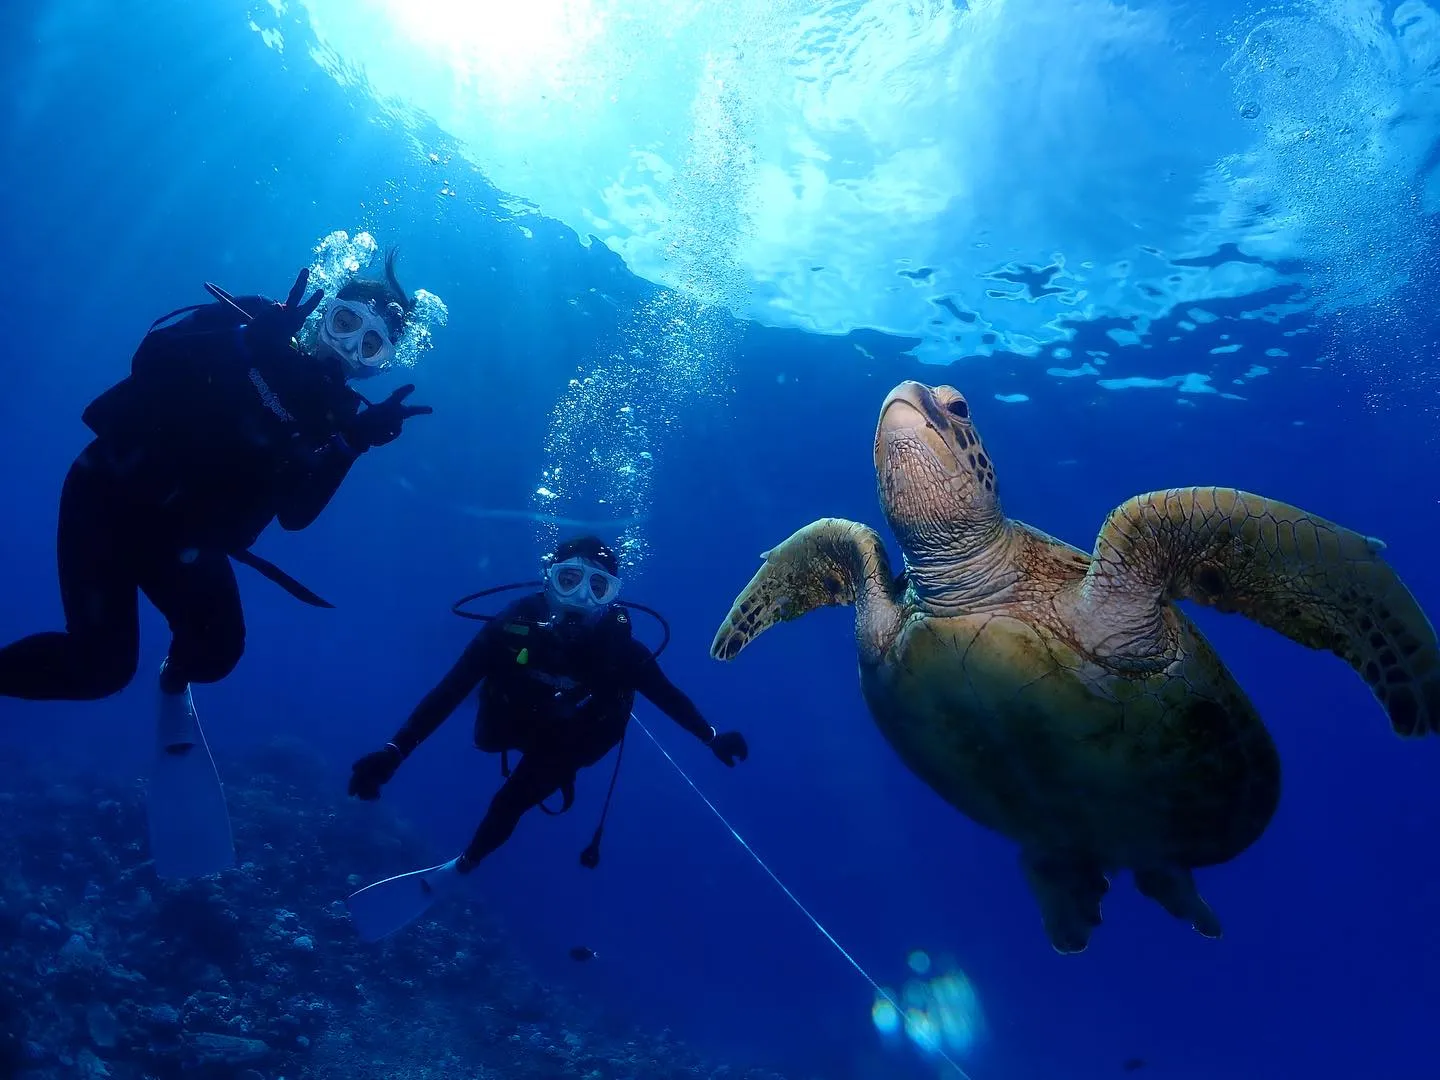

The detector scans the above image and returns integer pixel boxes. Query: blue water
[2,2,1439,1078]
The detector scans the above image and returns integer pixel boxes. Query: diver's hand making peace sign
[246,267,326,349]
[349,384,433,450]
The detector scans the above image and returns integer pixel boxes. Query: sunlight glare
[378,0,609,104]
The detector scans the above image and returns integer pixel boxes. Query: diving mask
[319,299,395,374]
[545,557,621,614]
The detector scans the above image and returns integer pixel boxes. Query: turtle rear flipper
[1133,865,1223,940]
[710,518,903,666]
[1079,486,1440,736]
[1020,850,1110,955]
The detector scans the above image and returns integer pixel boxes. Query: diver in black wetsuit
[0,252,433,706]
[347,535,749,875]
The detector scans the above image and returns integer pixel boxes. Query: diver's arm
[275,380,369,531]
[275,433,360,531]
[629,644,716,743]
[388,629,501,758]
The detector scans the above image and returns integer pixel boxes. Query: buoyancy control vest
[82,293,275,451]
[79,289,338,609]
[473,600,637,758]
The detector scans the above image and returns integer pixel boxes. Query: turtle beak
[875,381,954,471]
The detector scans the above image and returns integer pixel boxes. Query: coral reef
[0,740,794,1080]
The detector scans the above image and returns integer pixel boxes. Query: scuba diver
[0,251,433,879]
[343,535,749,941]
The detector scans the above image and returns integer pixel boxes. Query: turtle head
[874,381,1004,568]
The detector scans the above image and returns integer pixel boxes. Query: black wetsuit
[0,296,364,701]
[389,594,715,865]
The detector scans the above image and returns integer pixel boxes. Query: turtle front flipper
[710,518,904,667]
[1079,486,1440,736]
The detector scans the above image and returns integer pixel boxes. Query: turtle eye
[944,398,969,420]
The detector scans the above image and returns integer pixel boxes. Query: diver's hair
[335,246,414,340]
[549,535,620,576]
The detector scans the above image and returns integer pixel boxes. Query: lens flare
[872,956,984,1059]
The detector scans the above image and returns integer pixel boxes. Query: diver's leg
[346,759,569,940]
[134,546,243,877]
[458,754,574,871]
[1018,848,1111,954]
[0,447,140,700]
[139,549,245,691]
[1133,865,1223,940]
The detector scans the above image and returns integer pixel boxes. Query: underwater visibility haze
[2,1,1440,1078]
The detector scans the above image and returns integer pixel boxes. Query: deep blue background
[2,4,1438,1079]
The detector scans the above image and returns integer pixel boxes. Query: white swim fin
[345,857,469,942]
[147,666,235,879]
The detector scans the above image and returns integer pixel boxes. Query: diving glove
[348,743,403,800]
[246,268,324,350]
[347,384,433,451]
[709,730,749,767]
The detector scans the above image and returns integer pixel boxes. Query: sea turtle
[710,380,1440,953]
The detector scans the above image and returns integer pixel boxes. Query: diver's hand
[709,730,749,767]
[247,267,324,349]
[349,384,433,450]
[348,744,403,800]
